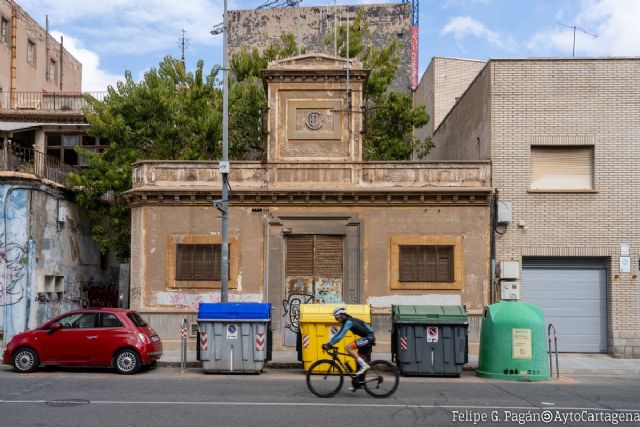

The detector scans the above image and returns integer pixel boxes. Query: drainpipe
[45,15,49,81]
[489,189,498,304]
[10,5,17,109]
[59,36,64,90]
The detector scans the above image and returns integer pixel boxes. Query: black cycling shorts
[353,334,375,349]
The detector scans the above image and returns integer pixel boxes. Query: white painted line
[0,400,639,412]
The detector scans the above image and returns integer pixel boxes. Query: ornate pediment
[267,53,363,71]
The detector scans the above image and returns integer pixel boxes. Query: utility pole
[220,0,230,303]
[210,1,230,302]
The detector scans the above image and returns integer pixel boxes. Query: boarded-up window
[176,244,221,281]
[286,235,343,279]
[399,245,453,282]
[531,146,593,190]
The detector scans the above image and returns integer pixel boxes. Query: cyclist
[322,306,375,377]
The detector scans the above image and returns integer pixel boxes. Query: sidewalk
[159,349,640,376]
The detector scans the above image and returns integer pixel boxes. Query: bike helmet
[333,306,347,317]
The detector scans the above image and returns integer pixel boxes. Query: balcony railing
[0,142,79,186]
[0,91,107,111]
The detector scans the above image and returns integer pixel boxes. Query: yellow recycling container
[299,304,371,372]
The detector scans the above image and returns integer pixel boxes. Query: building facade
[127,54,492,352]
[227,3,413,93]
[416,57,640,357]
[0,0,82,106]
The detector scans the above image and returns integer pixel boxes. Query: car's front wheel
[114,349,141,375]
[12,348,39,373]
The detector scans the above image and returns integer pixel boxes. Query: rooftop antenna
[558,23,598,57]
[178,29,189,64]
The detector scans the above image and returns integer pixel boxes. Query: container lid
[197,302,271,321]
[392,305,468,324]
[299,304,371,323]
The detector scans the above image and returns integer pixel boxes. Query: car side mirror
[48,323,62,334]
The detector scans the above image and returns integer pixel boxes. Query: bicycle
[306,346,400,398]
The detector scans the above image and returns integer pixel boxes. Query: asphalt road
[0,365,638,427]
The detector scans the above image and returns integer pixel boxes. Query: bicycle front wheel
[363,360,400,398]
[306,359,344,398]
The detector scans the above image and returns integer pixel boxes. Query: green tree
[326,8,432,160]
[69,57,222,261]
[228,34,305,159]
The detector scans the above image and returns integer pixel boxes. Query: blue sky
[18,0,640,92]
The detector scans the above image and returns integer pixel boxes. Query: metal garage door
[522,257,607,353]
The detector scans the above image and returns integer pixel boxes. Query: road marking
[0,399,638,412]
[558,375,577,383]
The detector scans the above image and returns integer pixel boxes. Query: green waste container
[476,301,550,381]
[392,305,468,376]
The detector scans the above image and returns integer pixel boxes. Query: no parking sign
[426,326,439,343]
[226,323,238,340]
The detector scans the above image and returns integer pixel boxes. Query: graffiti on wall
[34,279,119,326]
[156,291,262,308]
[314,278,342,304]
[282,292,314,334]
[0,235,27,307]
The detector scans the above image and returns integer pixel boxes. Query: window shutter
[314,235,343,279]
[286,235,314,276]
[176,244,221,281]
[400,245,454,282]
[531,146,593,190]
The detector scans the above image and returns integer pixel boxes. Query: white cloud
[441,16,517,52]
[50,31,122,92]
[20,0,222,54]
[527,0,640,56]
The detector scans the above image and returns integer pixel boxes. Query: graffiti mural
[282,292,315,334]
[0,236,27,307]
[314,278,343,303]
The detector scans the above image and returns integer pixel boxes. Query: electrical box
[497,201,512,224]
[218,161,230,173]
[57,207,67,223]
[500,281,520,301]
[499,261,520,280]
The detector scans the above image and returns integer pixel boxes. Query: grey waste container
[197,302,272,373]
[391,305,468,376]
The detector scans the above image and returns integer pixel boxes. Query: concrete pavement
[158,348,640,376]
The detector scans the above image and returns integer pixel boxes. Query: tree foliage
[326,7,432,159]
[69,57,222,261]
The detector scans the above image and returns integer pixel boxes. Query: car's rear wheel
[114,349,141,375]
[12,348,39,373]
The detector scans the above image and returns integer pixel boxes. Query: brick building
[416,57,640,357]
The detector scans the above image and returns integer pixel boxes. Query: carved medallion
[305,112,323,130]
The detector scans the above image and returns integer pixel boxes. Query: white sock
[356,357,366,367]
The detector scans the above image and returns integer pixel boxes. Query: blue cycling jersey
[328,316,374,346]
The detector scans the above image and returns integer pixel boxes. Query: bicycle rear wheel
[363,360,400,398]
[306,359,344,398]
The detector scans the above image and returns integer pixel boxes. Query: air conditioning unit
[501,281,520,301]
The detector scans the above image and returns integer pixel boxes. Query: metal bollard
[547,323,559,379]
[180,318,188,373]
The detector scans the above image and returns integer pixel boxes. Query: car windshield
[127,312,148,327]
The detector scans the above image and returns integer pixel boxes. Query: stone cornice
[125,188,492,208]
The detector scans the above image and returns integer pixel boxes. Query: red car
[2,308,162,375]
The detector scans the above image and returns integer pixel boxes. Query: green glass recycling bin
[392,305,468,376]
[476,301,550,381]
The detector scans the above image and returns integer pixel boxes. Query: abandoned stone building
[127,54,492,353]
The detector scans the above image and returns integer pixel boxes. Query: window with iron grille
[399,245,454,282]
[176,244,223,281]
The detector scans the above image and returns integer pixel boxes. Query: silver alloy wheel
[116,351,137,373]
[14,350,36,372]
